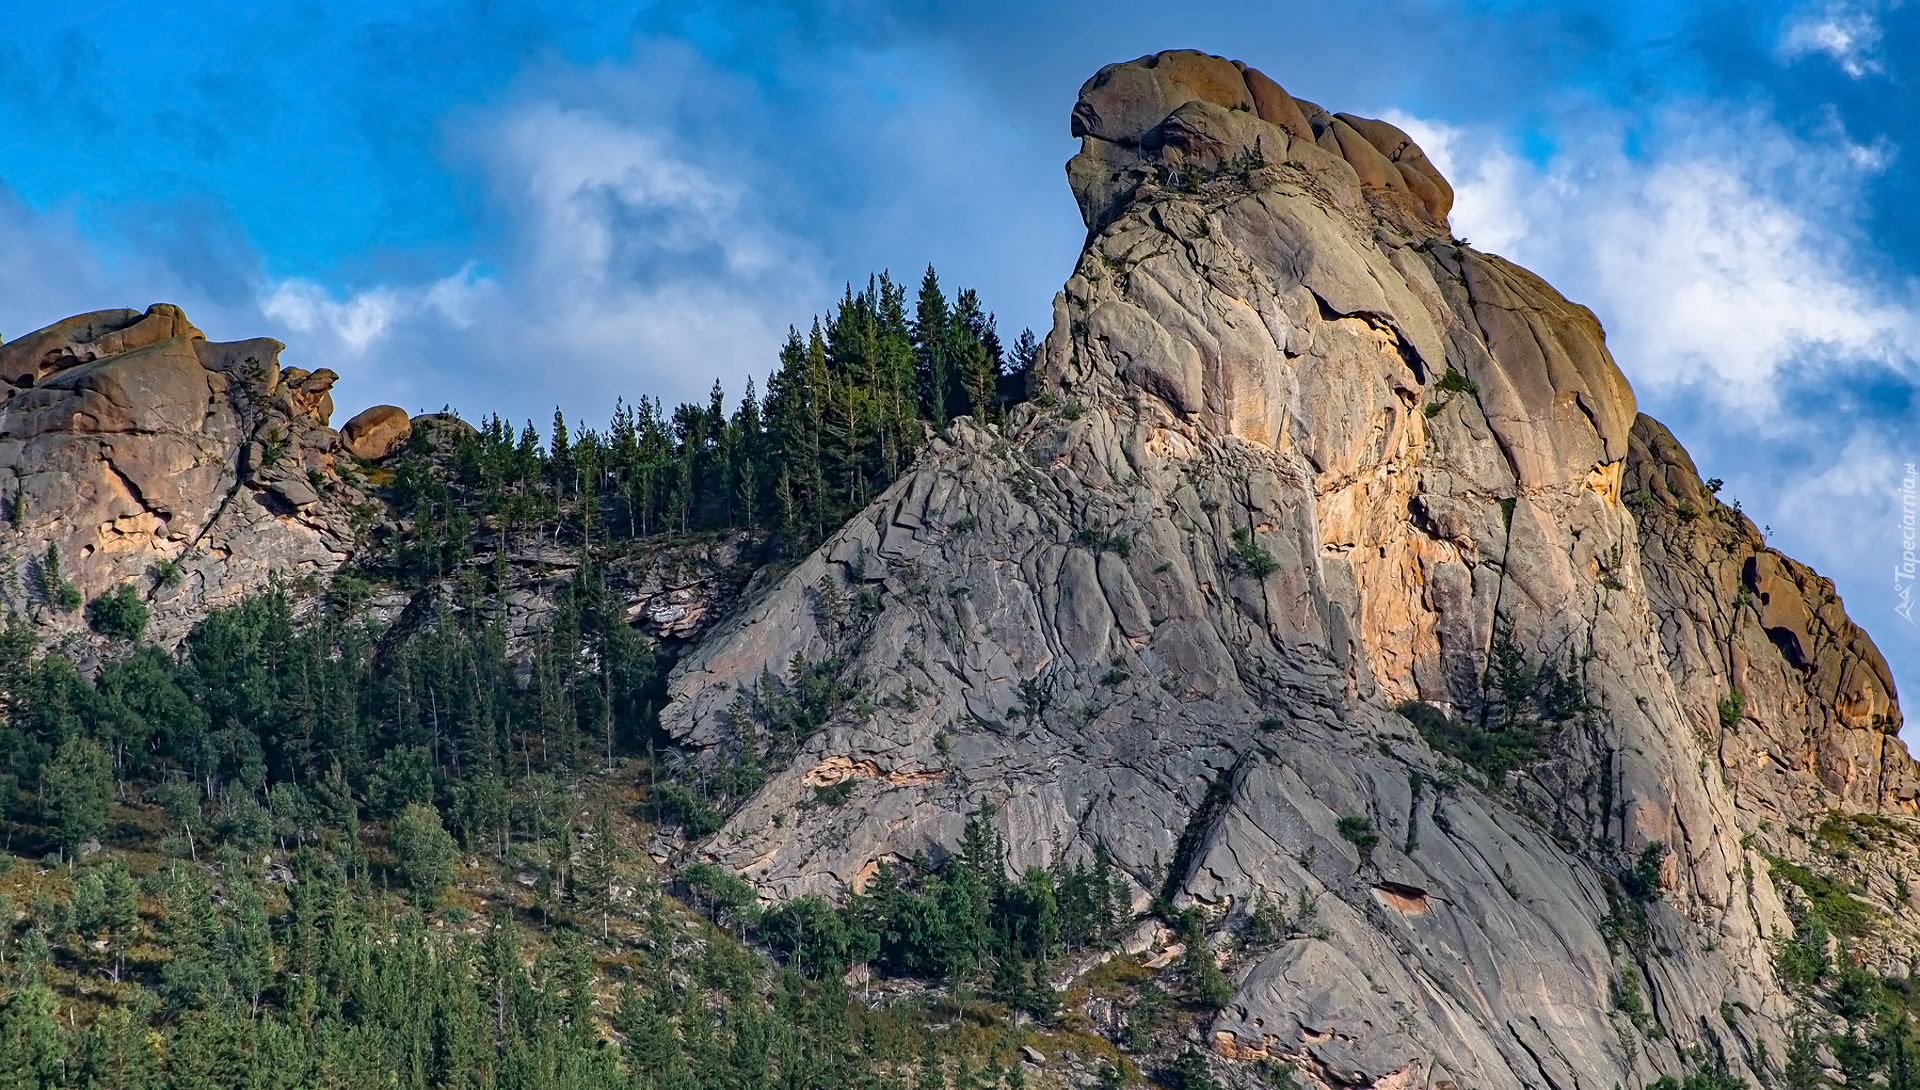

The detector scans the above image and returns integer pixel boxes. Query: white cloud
[231,97,824,417]
[1390,107,1917,410]
[0,90,823,424]
[260,280,404,353]
[1779,1,1890,78]
[460,100,822,404]
[259,265,493,355]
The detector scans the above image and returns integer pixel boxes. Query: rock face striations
[0,304,369,648]
[659,51,1918,1087]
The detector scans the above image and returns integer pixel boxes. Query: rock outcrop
[341,404,412,461]
[657,50,1917,1088]
[0,304,369,649]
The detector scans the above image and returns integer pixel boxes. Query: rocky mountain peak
[0,50,1912,1090]
[1068,50,1453,237]
[1060,50,1635,493]
[654,51,1920,1086]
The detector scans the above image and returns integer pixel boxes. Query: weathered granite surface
[658,50,1918,1088]
[0,304,370,650]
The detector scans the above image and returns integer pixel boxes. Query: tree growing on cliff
[86,583,149,642]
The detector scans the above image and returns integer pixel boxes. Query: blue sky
[5,0,1920,737]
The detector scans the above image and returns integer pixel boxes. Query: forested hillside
[0,269,1236,1090]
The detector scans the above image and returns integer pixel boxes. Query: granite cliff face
[658,51,1919,1087]
[0,304,370,649]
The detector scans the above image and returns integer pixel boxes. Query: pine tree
[43,736,112,862]
[913,267,953,424]
[99,857,140,981]
[915,1038,947,1090]
[1168,1046,1223,1090]
[0,984,62,1090]
[392,802,459,906]
[223,873,273,1014]
[580,805,622,941]
[1003,327,1040,408]
[951,289,1000,420]
[549,408,574,494]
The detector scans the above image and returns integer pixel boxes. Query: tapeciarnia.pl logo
[1900,462,1918,623]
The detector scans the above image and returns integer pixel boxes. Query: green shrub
[1767,856,1879,937]
[86,583,149,641]
[1166,1046,1223,1090]
[1337,815,1379,859]
[39,545,81,612]
[1396,699,1543,781]
[655,783,722,837]
[810,781,855,808]
[1717,690,1744,730]
[1178,910,1234,1009]
[369,745,435,817]
[759,894,875,978]
[43,738,112,860]
[1613,964,1651,1026]
[390,803,458,905]
[681,861,761,930]
[1623,841,1669,901]
[1230,528,1279,578]
[1647,1062,1747,1090]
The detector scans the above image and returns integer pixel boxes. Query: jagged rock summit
[0,303,369,648]
[659,50,1917,1087]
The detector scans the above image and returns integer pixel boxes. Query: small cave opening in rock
[1373,881,1431,914]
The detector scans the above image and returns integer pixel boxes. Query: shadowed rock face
[0,304,368,650]
[658,51,1918,1087]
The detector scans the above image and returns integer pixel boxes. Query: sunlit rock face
[0,303,366,651]
[658,49,1911,1089]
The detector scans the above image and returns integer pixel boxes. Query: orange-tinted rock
[0,304,203,387]
[659,49,1909,1089]
[0,304,365,650]
[1338,112,1455,223]
[1067,50,1453,234]
[342,405,412,461]
[1234,62,1313,140]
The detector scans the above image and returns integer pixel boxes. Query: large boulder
[0,304,203,387]
[341,404,412,460]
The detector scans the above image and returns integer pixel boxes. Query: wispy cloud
[259,266,494,356]
[241,87,826,417]
[1392,107,1917,408]
[1779,1,1892,78]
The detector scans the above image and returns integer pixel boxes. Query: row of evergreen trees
[0,843,1059,1090]
[679,804,1135,1009]
[0,565,653,870]
[388,267,1035,585]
